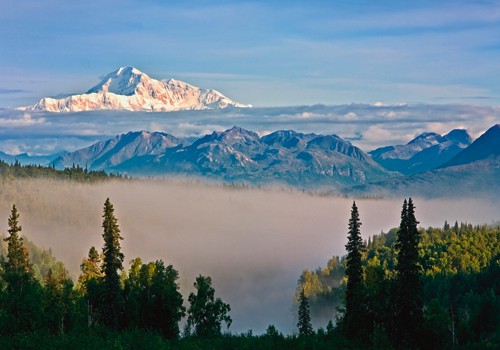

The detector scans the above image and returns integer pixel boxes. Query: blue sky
[1,0,499,108]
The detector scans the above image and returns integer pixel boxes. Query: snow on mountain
[22,66,251,112]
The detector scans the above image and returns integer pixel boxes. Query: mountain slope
[350,125,499,198]
[369,129,472,175]
[22,66,251,112]
[55,127,394,188]
[53,131,182,170]
[440,124,500,168]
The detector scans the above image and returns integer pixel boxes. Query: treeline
[0,198,498,349]
[0,160,123,181]
[299,203,499,349]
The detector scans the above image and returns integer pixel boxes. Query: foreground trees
[393,198,424,349]
[124,258,185,339]
[186,275,232,337]
[0,198,497,349]
[0,205,44,334]
[343,201,365,339]
[101,198,125,329]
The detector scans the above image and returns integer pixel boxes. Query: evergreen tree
[0,204,43,334]
[100,198,124,330]
[3,204,30,273]
[297,289,313,336]
[186,275,231,337]
[393,198,424,349]
[344,201,365,338]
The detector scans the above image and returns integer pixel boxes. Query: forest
[0,163,498,349]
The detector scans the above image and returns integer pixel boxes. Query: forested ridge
[299,213,499,349]
[0,160,123,182]
[0,196,498,349]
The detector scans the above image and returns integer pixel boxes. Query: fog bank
[0,179,498,333]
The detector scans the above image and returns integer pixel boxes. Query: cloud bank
[0,103,498,155]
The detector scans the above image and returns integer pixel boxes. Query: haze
[0,178,498,333]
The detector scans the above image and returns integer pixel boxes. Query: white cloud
[0,113,46,127]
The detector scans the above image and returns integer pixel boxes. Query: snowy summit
[21,66,252,112]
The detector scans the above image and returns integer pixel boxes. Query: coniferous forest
[0,171,498,349]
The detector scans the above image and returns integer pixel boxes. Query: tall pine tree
[297,289,313,336]
[3,204,30,273]
[0,204,43,334]
[344,201,365,338]
[393,198,423,349]
[101,198,124,330]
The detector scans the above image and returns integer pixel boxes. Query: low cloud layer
[0,104,498,155]
[0,178,498,333]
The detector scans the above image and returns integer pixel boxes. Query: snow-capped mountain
[53,126,393,188]
[369,129,472,175]
[22,66,251,112]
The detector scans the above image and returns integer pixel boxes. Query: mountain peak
[22,67,251,112]
[443,129,472,145]
[441,124,500,168]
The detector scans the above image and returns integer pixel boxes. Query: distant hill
[0,151,67,166]
[369,129,472,175]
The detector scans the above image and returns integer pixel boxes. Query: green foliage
[0,159,123,182]
[3,204,31,273]
[124,258,185,339]
[101,198,125,330]
[0,205,44,334]
[393,198,424,349]
[43,268,77,335]
[343,201,366,339]
[300,208,500,349]
[186,275,232,338]
[0,198,498,349]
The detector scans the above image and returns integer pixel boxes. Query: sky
[1,0,500,108]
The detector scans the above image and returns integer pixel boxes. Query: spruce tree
[0,204,43,334]
[393,198,423,349]
[344,201,365,338]
[3,204,30,273]
[101,198,124,330]
[297,289,313,336]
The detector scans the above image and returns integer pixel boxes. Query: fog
[0,178,498,333]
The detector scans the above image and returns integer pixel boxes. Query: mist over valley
[0,177,497,333]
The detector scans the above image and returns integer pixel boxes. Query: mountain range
[53,127,392,188]
[2,124,498,197]
[21,67,251,112]
[369,129,472,175]
[352,124,500,197]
